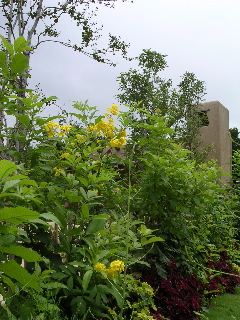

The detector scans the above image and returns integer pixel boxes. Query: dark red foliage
[141,252,240,320]
[205,251,240,296]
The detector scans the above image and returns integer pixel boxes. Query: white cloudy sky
[28,0,240,128]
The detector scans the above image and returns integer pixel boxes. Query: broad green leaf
[17,114,31,126]
[0,234,15,246]
[0,51,8,75]
[86,219,106,235]
[10,52,28,74]
[42,282,68,290]
[1,275,16,293]
[81,203,89,219]
[0,160,16,181]
[0,225,18,235]
[0,260,40,291]
[0,35,14,55]
[14,36,32,53]
[2,179,20,192]
[82,270,93,293]
[67,276,73,291]
[66,227,83,236]
[18,179,38,187]
[41,212,63,228]
[111,285,124,309]
[141,236,164,246]
[0,245,42,262]
[0,207,39,224]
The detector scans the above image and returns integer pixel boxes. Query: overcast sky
[29,0,240,128]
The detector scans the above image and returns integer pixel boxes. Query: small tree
[117,49,206,159]
[0,0,132,154]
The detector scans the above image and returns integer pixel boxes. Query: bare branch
[27,0,44,42]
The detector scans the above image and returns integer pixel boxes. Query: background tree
[117,49,207,160]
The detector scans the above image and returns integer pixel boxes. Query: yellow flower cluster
[109,136,126,148]
[94,260,125,278]
[87,118,115,139]
[84,105,127,148]
[44,121,72,138]
[106,104,119,115]
[54,167,64,176]
[76,134,86,143]
[60,153,70,159]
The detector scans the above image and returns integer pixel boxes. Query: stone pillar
[198,101,232,184]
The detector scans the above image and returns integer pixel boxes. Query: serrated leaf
[0,160,16,180]
[0,207,39,224]
[82,270,93,293]
[0,245,42,262]
[0,260,40,291]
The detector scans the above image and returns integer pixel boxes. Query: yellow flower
[87,125,97,133]
[109,137,126,148]
[76,134,86,143]
[105,268,118,278]
[54,167,64,176]
[60,153,70,158]
[45,121,60,138]
[70,142,75,147]
[94,262,106,272]
[60,124,72,133]
[110,260,125,273]
[119,129,127,137]
[106,104,119,115]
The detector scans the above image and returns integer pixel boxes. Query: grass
[199,287,240,320]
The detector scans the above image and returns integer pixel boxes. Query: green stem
[119,144,135,320]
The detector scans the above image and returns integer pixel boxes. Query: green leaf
[0,260,40,291]
[17,114,31,126]
[141,236,164,246]
[1,275,16,293]
[86,219,106,235]
[0,245,42,262]
[0,51,8,75]
[42,282,68,290]
[0,160,16,180]
[0,207,39,224]
[14,36,32,53]
[0,234,15,246]
[2,179,20,192]
[41,212,63,228]
[0,35,14,55]
[111,285,124,309]
[81,203,89,219]
[66,227,83,236]
[10,52,28,74]
[82,270,93,293]
[67,276,73,291]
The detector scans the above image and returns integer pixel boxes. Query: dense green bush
[0,36,239,320]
